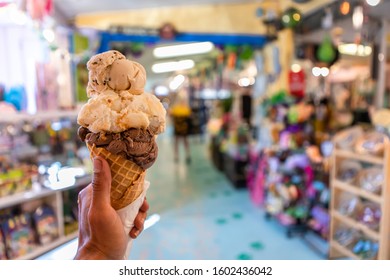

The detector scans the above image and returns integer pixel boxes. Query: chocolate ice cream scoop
[78,126,158,170]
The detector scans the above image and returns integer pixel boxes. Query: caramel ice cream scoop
[108,59,146,94]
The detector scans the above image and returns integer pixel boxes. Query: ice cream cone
[87,143,146,210]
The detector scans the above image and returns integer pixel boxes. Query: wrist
[74,243,119,260]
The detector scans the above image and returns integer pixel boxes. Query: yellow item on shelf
[170,104,191,117]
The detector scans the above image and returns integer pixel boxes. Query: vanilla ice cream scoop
[77,90,166,134]
[78,50,166,134]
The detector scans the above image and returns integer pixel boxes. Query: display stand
[0,175,90,259]
[329,140,390,259]
[223,153,247,189]
[0,110,87,259]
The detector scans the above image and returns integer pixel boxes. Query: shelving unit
[0,110,78,124]
[0,175,90,260]
[329,138,390,260]
[0,110,87,259]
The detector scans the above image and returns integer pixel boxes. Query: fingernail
[93,157,102,173]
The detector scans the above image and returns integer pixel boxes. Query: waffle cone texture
[87,143,146,210]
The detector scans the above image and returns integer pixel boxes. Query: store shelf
[16,231,78,260]
[330,240,360,260]
[332,210,380,240]
[0,175,90,259]
[334,149,384,165]
[0,110,78,124]
[0,186,55,210]
[0,175,91,210]
[333,179,382,204]
[329,133,390,260]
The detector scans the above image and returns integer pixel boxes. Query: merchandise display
[0,113,91,259]
[247,91,333,241]
[77,50,166,258]
[0,158,38,197]
[0,228,6,260]
[32,204,59,246]
[209,95,253,189]
[0,210,36,259]
[329,127,390,260]
[62,189,79,235]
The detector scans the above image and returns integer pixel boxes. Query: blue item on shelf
[4,86,26,111]
[32,204,59,246]
[353,240,365,254]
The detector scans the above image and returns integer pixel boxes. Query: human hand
[74,156,149,260]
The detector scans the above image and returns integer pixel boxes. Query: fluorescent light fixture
[218,89,231,99]
[153,42,214,58]
[353,6,364,30]
[312,67,321,77]
[338,43,372,57]
[321,67,329,77]
[155,85,169,96]
[312,67,329,77]
[152,59,195,73]
[201,88,218,99]
[366,0,381,6]
[238,77,255,87]
[169,74,185,91]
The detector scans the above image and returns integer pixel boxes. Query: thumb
[91,156,112,208]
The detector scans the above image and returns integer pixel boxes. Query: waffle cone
[87,143,145,210]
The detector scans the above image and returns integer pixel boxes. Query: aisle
[129,134,325,260]
[38,133,325,260]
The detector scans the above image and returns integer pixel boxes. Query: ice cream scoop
[77,90,165,134]
[78,127,158,170]
[108,59,146,94]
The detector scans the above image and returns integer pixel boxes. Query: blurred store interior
[1,0,390,260]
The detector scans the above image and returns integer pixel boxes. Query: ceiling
[51,0,334,90]
[53,0,255,24]
[53,0,335,27]
[50,0,390,91]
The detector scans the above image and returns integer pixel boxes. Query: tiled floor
[38,131,326,260]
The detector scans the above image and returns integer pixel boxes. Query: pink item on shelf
[277,213,296,226]
[249,152,267,206]
[0,102,17,113]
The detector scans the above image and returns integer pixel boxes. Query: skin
[74,157,149,260]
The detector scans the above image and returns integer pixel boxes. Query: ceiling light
[321,67,329,77]
[338,43,372,56]
[353,6,364,30]
[366,0,381,6]
[340,1,350,15]
[291,64,302,73]
[312,67,321,77]
[153,42,214,58]
[155,85,169,96]
[169,74,185,91]
[238,77,255,87]
[152,59,195,74]
[312,67,330,77]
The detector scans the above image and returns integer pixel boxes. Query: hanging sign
[288,69,305,98]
